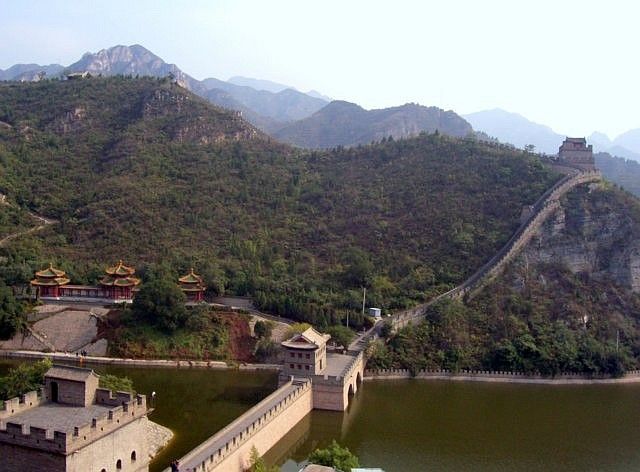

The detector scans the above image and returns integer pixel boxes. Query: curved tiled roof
[30,276,71,287]
[99,275,141,287]
[178,268,204,284]
[35,263,66,278]
[105,260,136,276]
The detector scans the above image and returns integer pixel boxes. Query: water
[270,380,640,472]
[3,361,640,471]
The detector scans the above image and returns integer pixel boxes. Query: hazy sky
[1,0,638,137]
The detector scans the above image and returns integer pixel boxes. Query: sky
[1,0,639,138]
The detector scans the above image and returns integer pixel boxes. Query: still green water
[3,361,640,471]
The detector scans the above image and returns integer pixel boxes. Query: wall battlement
[0,390,147,454]
[0,390,44,420]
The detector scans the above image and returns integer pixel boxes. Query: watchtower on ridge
[558,137,595,170]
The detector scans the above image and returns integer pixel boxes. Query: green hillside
[0,77,559,326]
[370,184,640,375]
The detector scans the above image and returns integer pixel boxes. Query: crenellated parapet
[0,390,44,420]
[0,390,147,454]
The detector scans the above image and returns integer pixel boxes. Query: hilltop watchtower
[558,137,595,170]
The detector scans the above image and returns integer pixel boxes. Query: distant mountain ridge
[0,63,65,81]
[464,109,564,154]
[1,44,328,130]
[273,100,473,148]
[465,108,640,162]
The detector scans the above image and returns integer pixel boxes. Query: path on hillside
[348,168,602,349]
[0,197,57,248]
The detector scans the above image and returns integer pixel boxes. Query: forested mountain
[0,77,558,326]
[273,101,473,148]
[372,183,640,375]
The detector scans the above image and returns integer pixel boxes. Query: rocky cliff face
[518,183,640,292]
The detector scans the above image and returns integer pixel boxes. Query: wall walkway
[168,379,312,472]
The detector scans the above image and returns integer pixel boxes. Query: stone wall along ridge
[390,170,602,328]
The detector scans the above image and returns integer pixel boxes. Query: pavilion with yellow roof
[30,259,141,302]
[99,260,141,300]
[30,263,70,298]
[178,268,206,302]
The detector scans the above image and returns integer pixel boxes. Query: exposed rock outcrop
[519,182,640,292]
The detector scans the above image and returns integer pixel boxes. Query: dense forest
[0,77,559,328]
[369,185,640,375]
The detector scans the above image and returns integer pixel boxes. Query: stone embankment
[391,169,602,328]
[365,368,640,384]
[0,350,281,371]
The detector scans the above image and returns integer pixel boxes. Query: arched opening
[50,381,59,403]
[131,450,137,461]
[101,469,106,472]
[348,384,354,397]
[356,371,363,387]
[116,459,122,469]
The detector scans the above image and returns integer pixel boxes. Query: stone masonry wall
[174,380,313,472]
[67,416,149,472]
[0,442,66,472]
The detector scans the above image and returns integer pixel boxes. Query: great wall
[390,167,602,328]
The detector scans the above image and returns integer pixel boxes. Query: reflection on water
[3,360,640,472]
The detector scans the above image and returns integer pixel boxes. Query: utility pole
[362,287,367,316]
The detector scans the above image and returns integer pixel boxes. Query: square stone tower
[281,327,330,376]
[558,137,595,170]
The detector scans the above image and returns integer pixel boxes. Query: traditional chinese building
[30,263,70,298]
[99,260,141,301]
[178,268,206,302]
[30,260,140,303]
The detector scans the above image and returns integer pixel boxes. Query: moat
[3,361,640,471]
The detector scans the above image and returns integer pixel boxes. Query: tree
[308,440,360,472]
[0,280,27,340]
[254,320,274,340]
[327,325,355,349]
[248,446,279,472]
[131,277,187,333]
[99,374,134,393]
[0,358,52,402]
[524,144,535,153]
[285,322,312,338]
